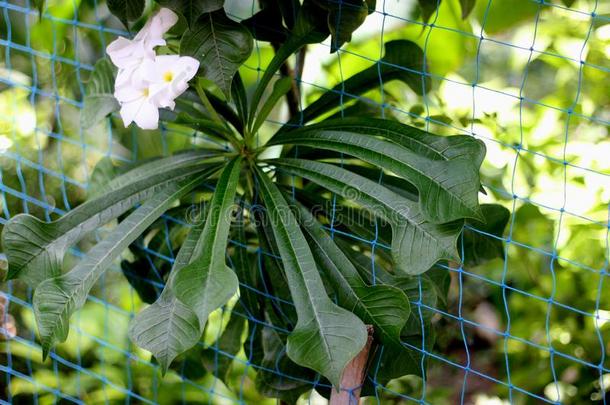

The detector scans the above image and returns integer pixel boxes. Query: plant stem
[195,79,223,124]
[271,42,302,120]
[330,325,374,405]
[195,79,242,150]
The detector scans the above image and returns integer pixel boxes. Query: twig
[271,42,302,119]
[330,325,375,405]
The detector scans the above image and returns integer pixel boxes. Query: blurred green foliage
[1,0,609,404]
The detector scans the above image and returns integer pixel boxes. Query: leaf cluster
[3,0,508,401]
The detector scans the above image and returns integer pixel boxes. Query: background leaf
[81,59,119,129]
[107,0,145,27]
[156,0,225,27]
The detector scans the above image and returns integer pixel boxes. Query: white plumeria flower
[106,8,178,69]
[143,55,200,110]
[114,79,160,130]
[106,8,200,130]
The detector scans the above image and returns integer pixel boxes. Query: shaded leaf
[157,0,225,27]
[459,0,476,18]
[201,311,246,384]
[462,203,509,268]
[242,5,288,42]
[418,0,441,23]
[313,0,369,52]
[181,10,253,98]
[255,325,314,403]
[107,0,145,27]
[255,165,368,387]
[81,59,119,129]
[249,0,329,118]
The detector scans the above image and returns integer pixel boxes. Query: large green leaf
[128,218,206,373]
[284,41,430,128]
[254,166,367,387]
[171,158,242,332]
[269,120,483,223]
[2,154,216,288]
[268,158,461,274]
[33,176,203,358]
[107,0,145,27]
[181,10,253,98]
[292,203,410,345]
[156,0,224,27]
[81,59,119,129]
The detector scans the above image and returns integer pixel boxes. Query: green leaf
[32,0,45,18]
[418,0,441,23]
[81,59,119,129]
[171,158,242,333]
[128,217,207,373]
[181,10,253,99]
[2,154,216,288]
[268,158,461,274]
[107,0,145,27]
[286,40,430,128]
[313,0,369,52]
[292,203,410,345]
[231,73,248,126]
[254,166,367,387]
[241,5,288,43]
[93,150,216,196]
[232,218,263,323]
[251,76,292,133]
[157,0,225,27]
[255,325,314,403]
[201,311,246,383]
[459,0,476,18]
[33,176,203,358]
[249,0,329,118]
[270,120,484,223]
[462,204,509,268]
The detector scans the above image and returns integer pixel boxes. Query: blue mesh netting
[1,0,609,404]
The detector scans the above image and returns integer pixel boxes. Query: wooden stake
[330,325,374,405]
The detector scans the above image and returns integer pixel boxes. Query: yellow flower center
[163,71,173,82]
[142,88,149,98]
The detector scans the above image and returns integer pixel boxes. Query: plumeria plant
[3,0,506,401]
